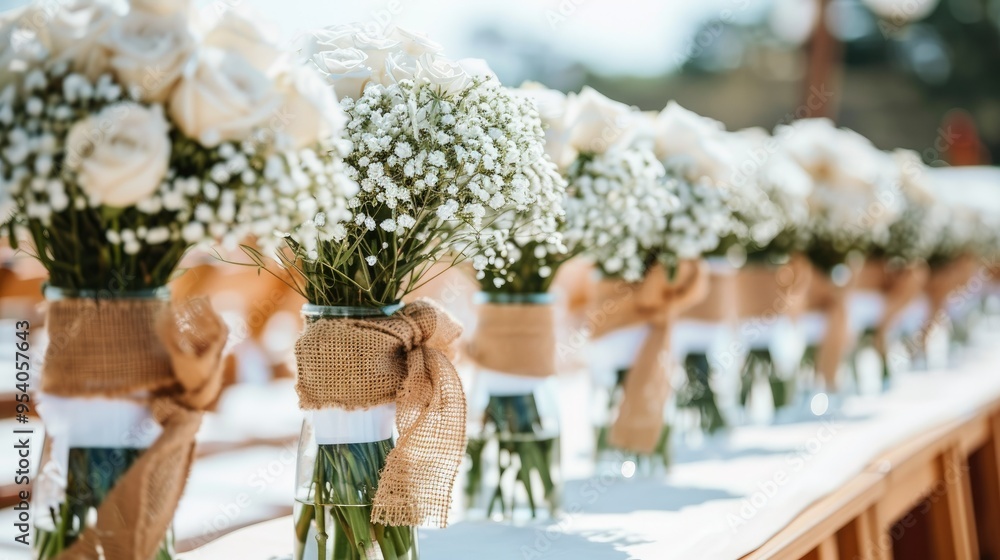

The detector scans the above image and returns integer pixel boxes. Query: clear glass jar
[293,303,418,560]
[587,325,672,477]
[34,287,173,560]
[463,293,561,523]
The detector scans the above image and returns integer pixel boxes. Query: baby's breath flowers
[726,127,812,262]
[776,118,903,272]
[512,84,678,284]
[875,149,947,264]
[0,1,348,293]
[659,162,735,265]
[564,148,675,282]
[270,26,563,307]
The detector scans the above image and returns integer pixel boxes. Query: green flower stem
[677,353,727,434]
[465,394,560,520]
[34,447,174,560]
[741,349,801,410]
[294,440,416,560]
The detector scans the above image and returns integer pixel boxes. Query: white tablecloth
[174,327,1000,560]
[4,325,1000,559]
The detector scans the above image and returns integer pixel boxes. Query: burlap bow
[873,261,930,356]
[468,302,556,377]
[736,254,814,320]
[293,298,465,528]
[923,254,981,348]
[808,261,863,389]
[42,297,228,560]
[590,261,710,454]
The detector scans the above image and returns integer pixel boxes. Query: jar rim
[475,292,555,305]
[301,302,404,318]
[43,284,171,301]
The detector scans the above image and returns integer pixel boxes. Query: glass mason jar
[587,325,673,476]
[34,287,173,560]
[293,303,418,560]
[464,293,561,523]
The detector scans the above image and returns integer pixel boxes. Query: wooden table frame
[743,400,1000,560]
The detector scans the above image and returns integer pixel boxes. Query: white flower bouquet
[551,88,675,282]
[776,118,903,273]
[266,25,562,557]
[878,150,947,264]
[649,102,744,265]
[1,1,347,292]
[0,2,347,558]
[725,127,812,263]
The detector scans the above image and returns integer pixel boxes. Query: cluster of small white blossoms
[659,160,736,261]
[777,119,903,257]
[931,203,995,261]
[0,65,351,256]
[333,77,564,276]
[563,149,676,282]
[724,128,811,256]
[877,150,947,262]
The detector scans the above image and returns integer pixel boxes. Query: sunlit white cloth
[847,290,885,335]
[168,325,1000,560]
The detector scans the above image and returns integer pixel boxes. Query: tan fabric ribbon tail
[810,261,862,390]
[293,298,466,528]
[874,262,930,356]
[590,261,710,454]
[922,255,981,349]
[468,303,556,377]
[42,298,228,560]
[736,254,814,320]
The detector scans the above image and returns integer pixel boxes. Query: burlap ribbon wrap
[293,298,466,528]
[858,260,931,355]
[808,261,863,389]
[923,255,981,347]
[590,261,710,454]
[467,302,556,377]
[682,264,739,323]
[736,254,814,319]
[42,297,228,560]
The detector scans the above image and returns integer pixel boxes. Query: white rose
[312,47,372,100]
[654,101,735,182]
[349,29,399,75]
[129,0,192,16]
[102,10,195,102]
[0,7,47,88]
[277,66,346,149]
[894,148,936,203]
[389,27,443,57]
[563,86,634,155]
[515,82,574,169]
[383,50,418,85]
[169,48,284,147]
[35,0,119,80]
[416,55,472,95]
[65,102,170,208]
[298,24,362,59]
[456,58,497,82]
[204,8,286,76]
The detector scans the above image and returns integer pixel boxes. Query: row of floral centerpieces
[1,1,996,559]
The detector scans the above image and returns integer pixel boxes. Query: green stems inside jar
[594,369,672,473]
[294,440,417,560]
[34,448,174,560]
[465,394,560,521]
